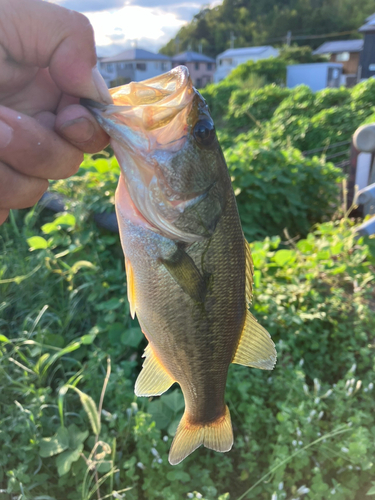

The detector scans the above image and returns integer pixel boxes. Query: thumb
[0,0,111,103]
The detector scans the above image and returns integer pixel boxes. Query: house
[214,46,279,83]
[99,48,172,87]
[358,13,375,79]
[172,51,216,88]
[287,63,343,91]
[312,40,363,77]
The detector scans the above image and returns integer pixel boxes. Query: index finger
[0,0,111,103]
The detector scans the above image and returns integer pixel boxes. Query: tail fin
[168,406,233,465]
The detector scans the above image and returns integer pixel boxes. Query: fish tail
[168,406,233,465]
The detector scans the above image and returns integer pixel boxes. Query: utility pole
[286,30,292,46]
[230,31,236,49]
[198,42,203,54]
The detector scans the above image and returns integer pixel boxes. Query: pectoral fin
[161,247,207,302]
[232,311,276,370]
[125,259,137,319]
[135,344,175,397]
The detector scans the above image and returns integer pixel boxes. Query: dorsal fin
[232,239,276,370]
[135,344,175,397]
[125,259,136,319]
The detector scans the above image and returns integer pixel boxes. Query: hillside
[160,0,374,58]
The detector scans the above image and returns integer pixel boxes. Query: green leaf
[121,327,143,348]
[67,424,89,449]
[95,298,124,311]
[367,483,375,495]
[273,249,296,266]
[27,236,48,250]
[56,445,83,476]
[253,270,261,288]
[54,214,76,227]
[163,391,185,413]
[41,214,76,234]
[148,400,172,430]
[80,334,96,345]
[0,334,10,343]
[108,323,124,346]
[39,427,69,457]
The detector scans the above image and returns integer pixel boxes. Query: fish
[81,66,276,465]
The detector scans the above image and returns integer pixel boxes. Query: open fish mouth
[81,66,195,153]
[81,67,211,243]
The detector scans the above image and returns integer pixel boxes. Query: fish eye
[193,119,216,147]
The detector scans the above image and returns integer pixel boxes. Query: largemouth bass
[82,66,276,465]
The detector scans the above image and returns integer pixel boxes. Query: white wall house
[214,46,279,82]
[99,48,172,87]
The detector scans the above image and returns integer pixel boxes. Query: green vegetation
[160,0,374,57]
[1,77,375,499]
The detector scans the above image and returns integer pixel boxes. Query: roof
[313,39,363,55]
[287,62,343,68]
[359,13,375,32]
[101,48,171,63]
[217,46,277,59]
[172,51,215,63]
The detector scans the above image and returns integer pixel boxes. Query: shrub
[1,209,374,500]
[226,141,344,241]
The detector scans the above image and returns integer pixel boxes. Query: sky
[51,0,222,56]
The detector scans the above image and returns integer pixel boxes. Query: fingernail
[60,117,95,143]
[92,67,113,105]
[0,119,13,148]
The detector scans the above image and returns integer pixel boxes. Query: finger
[0,208,9,225]
[55,104,109,153]
[0,105,83,180]
[0,162,48,209]
[0,0,112,104]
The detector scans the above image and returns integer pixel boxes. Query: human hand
[0,0,112,225]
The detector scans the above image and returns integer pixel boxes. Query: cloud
[54,0,126,12]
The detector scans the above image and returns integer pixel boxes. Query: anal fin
[169,406,233,465]
[232,311,277,370]
[135,344,175,397]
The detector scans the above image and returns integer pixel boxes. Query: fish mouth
[80,66,195,152]
[81,67,206,243]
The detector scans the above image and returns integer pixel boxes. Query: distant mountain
[160,0,374,58]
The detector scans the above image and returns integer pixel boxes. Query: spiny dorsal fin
[135,344,175,397]
[232,311,276,370]
[161,246,207,302]
[169,406,233,465]
[125,259,136,319]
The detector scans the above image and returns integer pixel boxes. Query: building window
[196,78,202,88]
[136,63,147,71]
[336,52,350,62]
[161,62,168,70]
[222,58,232,66]
[154,62,159,69]
[106,63,114,72]
[125,63,133,69]
[207,63,212,70]
[195,62,200,70]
